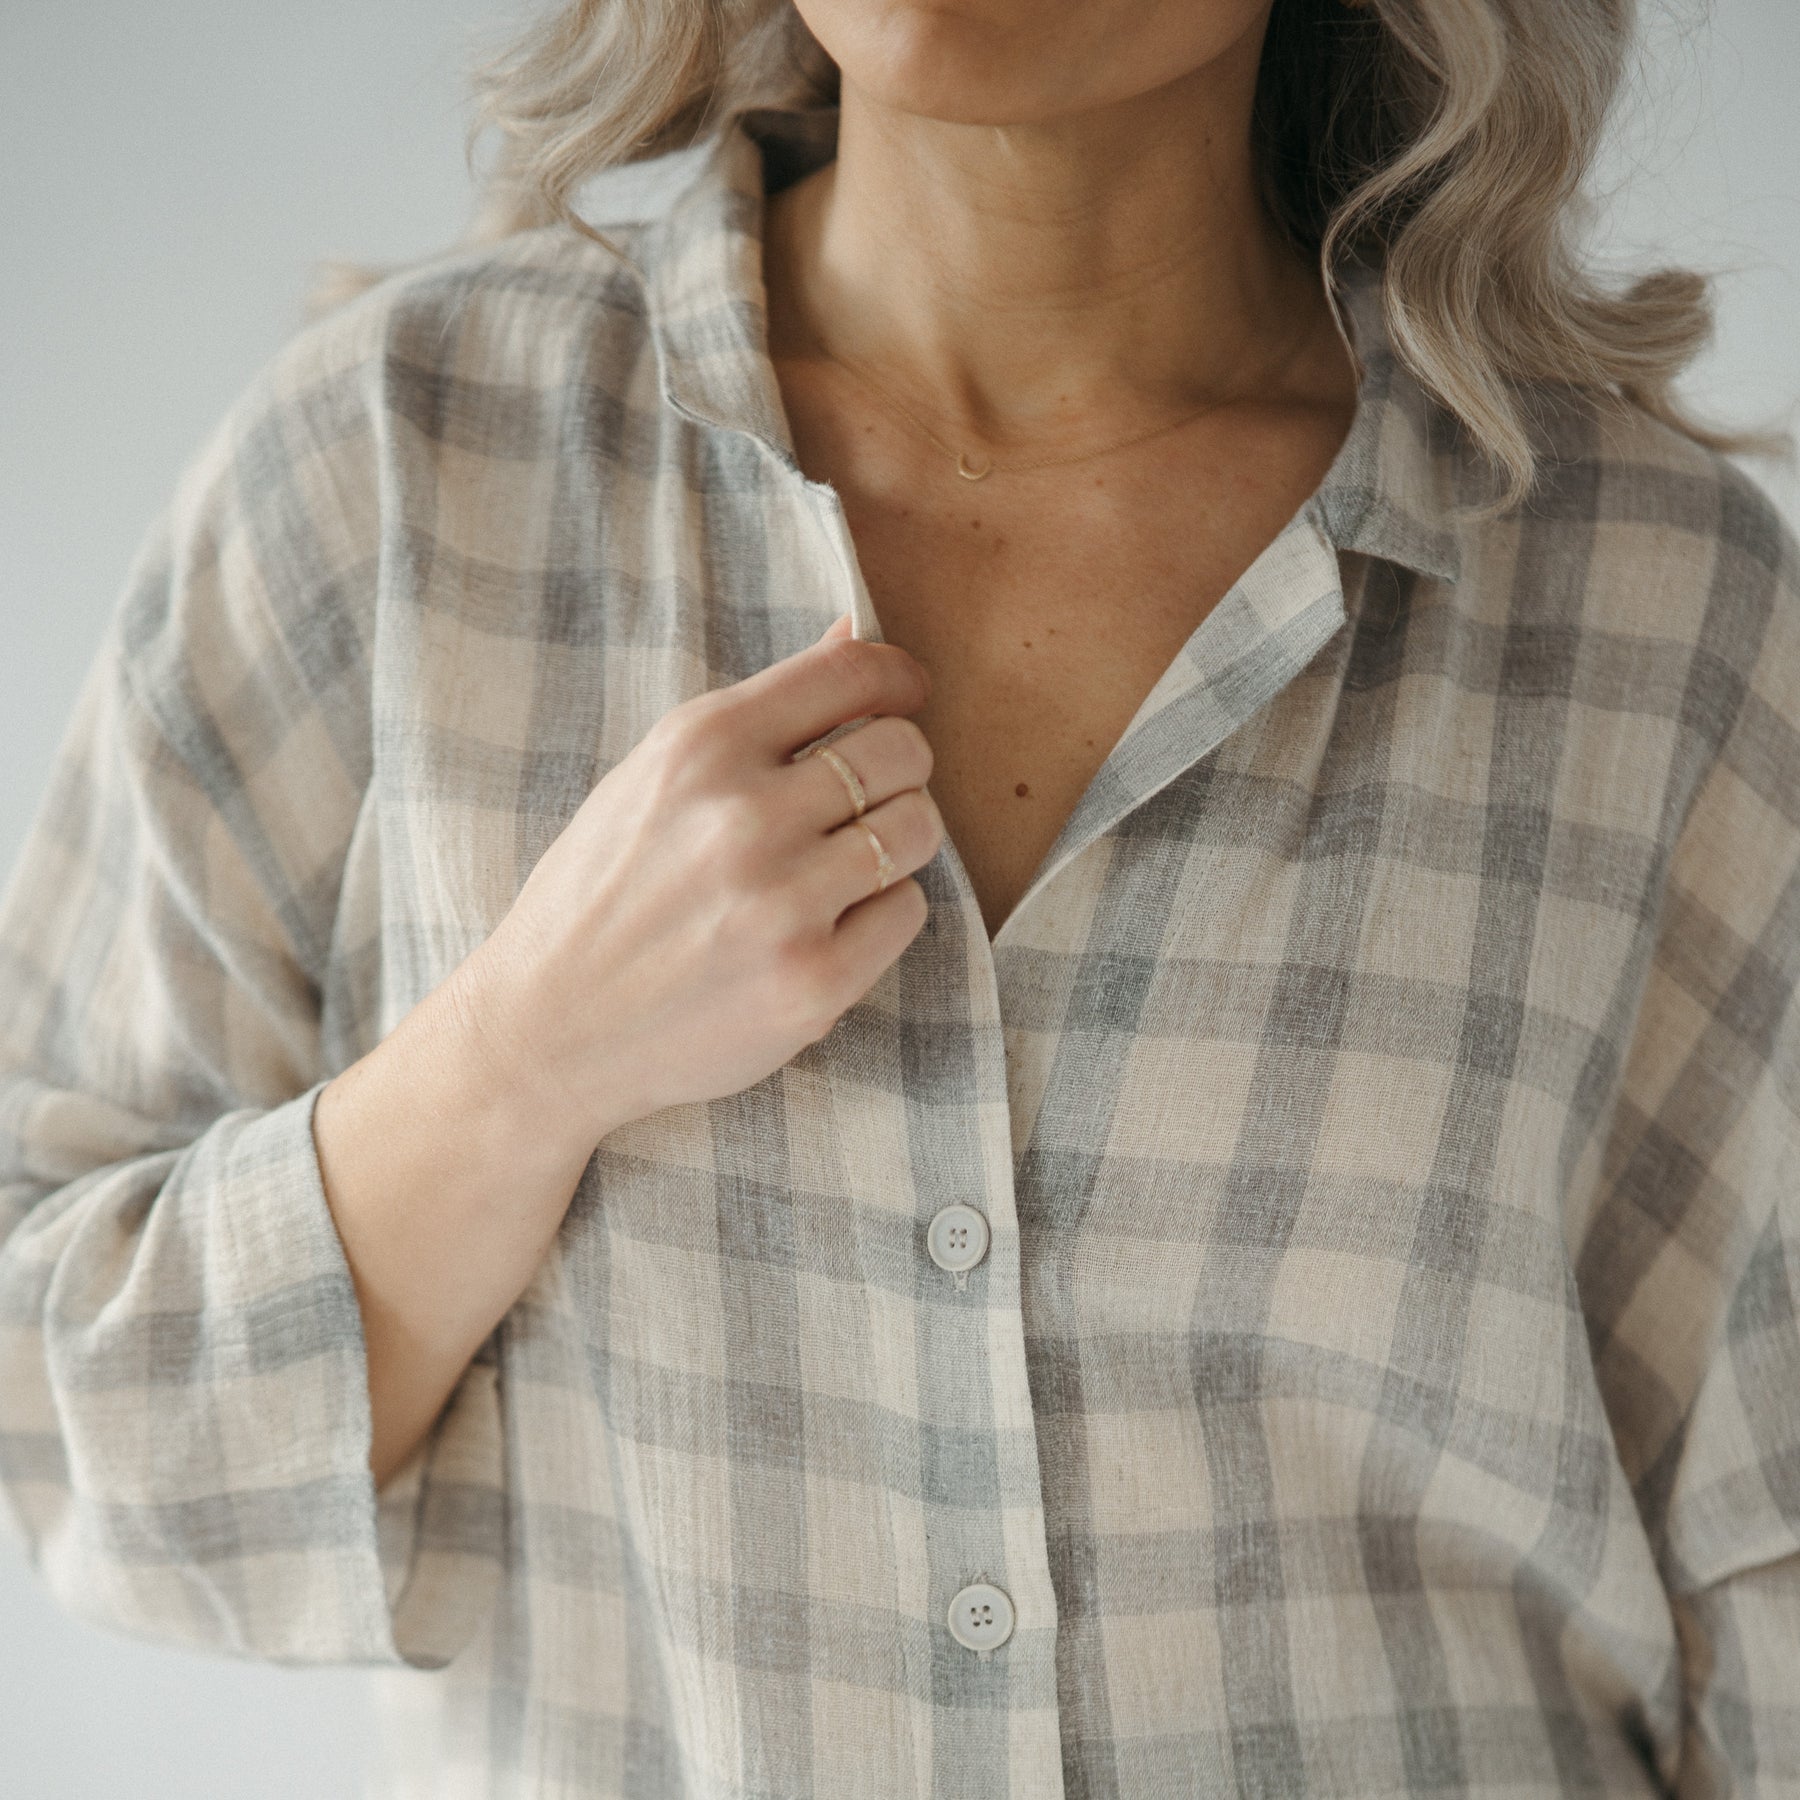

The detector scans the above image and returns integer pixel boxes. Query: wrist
[437,939,638,1159]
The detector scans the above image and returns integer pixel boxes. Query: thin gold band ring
[808,742,866,818]
[858,820,895,892]
[805,741,891,892]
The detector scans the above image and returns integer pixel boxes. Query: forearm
[311,955,607,1491]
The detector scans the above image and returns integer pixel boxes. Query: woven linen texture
[2,102,1797,1799]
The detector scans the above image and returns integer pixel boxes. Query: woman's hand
[318,612,942,1486]
[454,611,944,1151]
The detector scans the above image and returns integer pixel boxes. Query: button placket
[810,480,1065,1791]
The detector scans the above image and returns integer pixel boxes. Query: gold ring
[810,742,866,818]
[859,820,895,892]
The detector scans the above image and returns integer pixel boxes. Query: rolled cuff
[12,1079,505,1670]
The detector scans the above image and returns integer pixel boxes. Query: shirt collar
[622,102,1465,588]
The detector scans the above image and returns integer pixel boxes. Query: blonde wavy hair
[308,0,1782,512]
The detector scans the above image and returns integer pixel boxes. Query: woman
[2,0,1795,1795]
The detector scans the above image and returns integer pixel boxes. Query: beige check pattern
[2,102,1798,1798]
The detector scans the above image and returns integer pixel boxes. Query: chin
[795,0,1267,128]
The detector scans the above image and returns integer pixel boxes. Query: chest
[770,355,1357,941]
[841,495,1214,940]
[820,444,1352,941]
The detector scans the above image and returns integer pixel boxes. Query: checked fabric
[2,101,1798,1800]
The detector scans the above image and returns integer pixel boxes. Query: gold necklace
[812,305,1319,481]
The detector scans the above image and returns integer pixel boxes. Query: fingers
[807,786,946,923]
[822,874,931,992]
[787,714,935,833]
[723,614,932,762]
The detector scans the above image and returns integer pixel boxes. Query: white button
[948,1581,1015,1654]
[926,1204,990,1274]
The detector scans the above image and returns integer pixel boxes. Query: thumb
[818,610,856,642]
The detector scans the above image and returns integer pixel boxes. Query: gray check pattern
[2,101,1798,1798]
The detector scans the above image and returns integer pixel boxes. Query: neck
[762,42,1351,443]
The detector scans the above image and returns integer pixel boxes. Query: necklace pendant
[956,451,993,481]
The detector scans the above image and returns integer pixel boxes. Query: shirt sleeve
[1583,478,1800,1795]
[1657,921,1800,1799]
[0,301,506,1671]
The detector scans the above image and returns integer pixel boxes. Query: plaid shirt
[2,100,1798,1799]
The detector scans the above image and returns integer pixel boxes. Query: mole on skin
[1015,782,1031,798]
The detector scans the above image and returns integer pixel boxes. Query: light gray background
[2,3,1796,1795]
